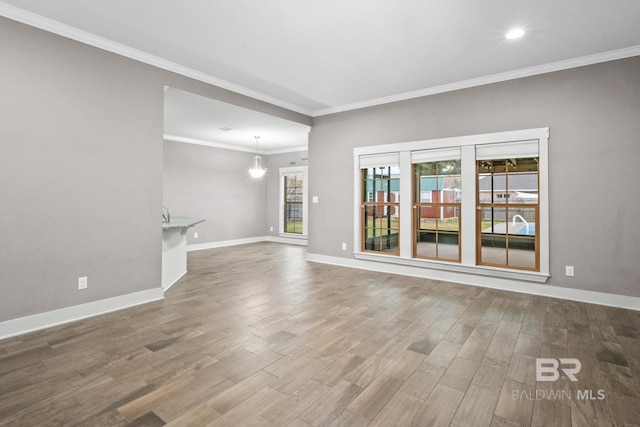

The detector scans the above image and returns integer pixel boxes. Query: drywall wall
[0,17,164,322]
[308,56,640,298]
[0,16,308,324]
[163,140,268,243]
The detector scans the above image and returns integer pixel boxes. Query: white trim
[279,165,307,174]
[187,236,308,250]
[0,288,164,340]
[476,140,539,160]
[354,128,549,156]
[460,145,477,264]
[2,3,638,118]
[0,3,313,116]
[359,153,400,168]
[538,132,550,276]
[164,134,308,155]
[412,147,461,163]
[306,253,640,311]
[353,154,361,255]
[353,252,548,283]
[263,146,309,156]
[187,236,268,251]
[268,236,308,246]
[398,151,413,258]
[313,46,640,117]
[278,233,308,240]
[163,270,186,293]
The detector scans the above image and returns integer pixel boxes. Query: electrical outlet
[270,226,273,232]
[194,232,198,239]
[312,196,319,204]
[78,276,88,290]
[342,243,347,250]
[565,266,575,277]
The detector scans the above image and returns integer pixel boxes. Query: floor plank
[0,242,639,426]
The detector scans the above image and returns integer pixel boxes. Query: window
[279,166,308,237]
[284,175,304,234]
[361,165,400,254]
[413,153,461,262]
[360,154,400,255]
[353,128,549,281]
[477,157,539,270]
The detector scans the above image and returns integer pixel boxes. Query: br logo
[536,358,581,382]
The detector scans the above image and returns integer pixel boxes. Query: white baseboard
[0,288,164,340]
[187,236,309,251]
[187,236,268,252]
[266,236,308,246]
[306,253,640,311]
[163,270,186,293]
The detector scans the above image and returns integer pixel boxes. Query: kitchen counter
[162,216,206,230]
[162,216,205,291]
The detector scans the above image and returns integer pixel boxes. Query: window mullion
[460,145,477,266]
[398,151,413,258]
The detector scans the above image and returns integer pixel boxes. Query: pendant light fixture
[248,136,267,178]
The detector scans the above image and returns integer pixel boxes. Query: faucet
[162,206,171,223]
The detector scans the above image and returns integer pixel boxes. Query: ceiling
[164,87,310,154]
[2,1,640,151]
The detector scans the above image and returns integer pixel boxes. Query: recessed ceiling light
[506,28,525,40]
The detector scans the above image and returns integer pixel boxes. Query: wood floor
[1,242,639,426]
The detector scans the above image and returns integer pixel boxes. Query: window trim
[353,128,549,282]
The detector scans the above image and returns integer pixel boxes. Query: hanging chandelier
[248,136,267,178]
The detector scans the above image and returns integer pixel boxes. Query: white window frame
[353,128,549,282]
[279,166,308,238]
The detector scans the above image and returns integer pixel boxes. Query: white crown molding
[0,288,164,340]
[312,45,640,117]
[3,3,639,119]
[264,146,309,155]
[0,2,313,117]
[164,134,258,154]
[306,253,640,311]
[164,134,307,155]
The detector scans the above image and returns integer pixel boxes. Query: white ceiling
[164,87,310,154]
[2,1,640,151]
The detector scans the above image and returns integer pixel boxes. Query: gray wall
[163,141,267,243]
[308,56,640,298]
[162,143,308,244]
[2,13,638,325]
[0,17,308,323]
[0,18,163,322]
